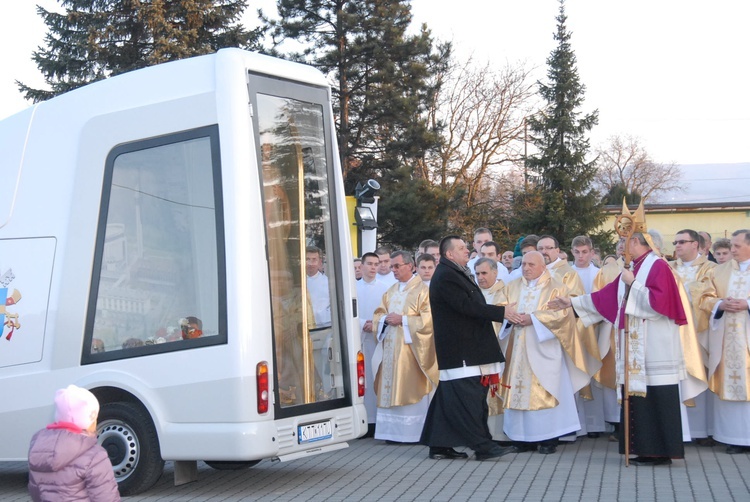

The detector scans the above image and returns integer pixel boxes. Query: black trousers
[619,383,684,458]
[420,376,496,454]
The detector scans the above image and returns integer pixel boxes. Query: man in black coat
[420,235,515,461]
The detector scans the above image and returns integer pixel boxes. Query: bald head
[522,251,546,281]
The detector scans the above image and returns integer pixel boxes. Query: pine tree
[18,0,261,102]
[267,0,452,248]
[516,0,604,247]
[267,1,442,180]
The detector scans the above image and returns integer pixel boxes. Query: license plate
[298,420,333,444]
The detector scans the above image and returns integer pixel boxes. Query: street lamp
[353,179,380,253]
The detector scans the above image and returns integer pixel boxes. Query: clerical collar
[739,258,750,272]
[681,258,695,267]
[526,277,539,287]
[547,257,561,269]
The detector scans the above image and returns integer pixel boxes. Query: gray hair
[390,250,414,266]
[648,229,663,252]
[474,257,498,271]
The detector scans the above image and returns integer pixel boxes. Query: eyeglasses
[672,240,695,246]
[391,263,409,270]
[538,246,558,251]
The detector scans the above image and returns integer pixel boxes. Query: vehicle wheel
[97,401,164,496]
[205,460,261,470]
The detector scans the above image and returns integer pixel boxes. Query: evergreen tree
[18,0,261,102]
[601,183,641,206]
[266,0,451,247]
[515,0,604,247]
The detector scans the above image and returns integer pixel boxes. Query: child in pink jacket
[28,385,121,501]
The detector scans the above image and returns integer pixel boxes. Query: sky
[2,0,749,171]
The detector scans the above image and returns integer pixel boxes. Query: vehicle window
[85,126,225,360]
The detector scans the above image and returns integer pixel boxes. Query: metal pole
[524,117,528,191]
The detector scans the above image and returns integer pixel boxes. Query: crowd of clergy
[352,202,750,465]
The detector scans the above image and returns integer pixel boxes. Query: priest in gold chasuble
[704,229,750,454]
[669,228,716,442]
[372,251,437,443]
[498,252,591,453]
[473,257,508,442]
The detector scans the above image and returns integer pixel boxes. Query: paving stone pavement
[2,436,749,501]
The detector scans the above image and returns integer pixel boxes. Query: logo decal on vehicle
[0,269,22,341]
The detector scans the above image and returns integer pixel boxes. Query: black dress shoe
[630,456,672,466]
[511,443,538,453]
[475,445,515,461]
[694,437,716,447]
[725,445,750,454]
[429,447,469,460]
[538,444,557,454]
[587,432,601,438]
[359,424,375,439]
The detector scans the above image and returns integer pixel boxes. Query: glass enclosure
[86,127,224,358]
[256,91,345,408]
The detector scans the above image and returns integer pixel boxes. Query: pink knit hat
[54,385,100,430]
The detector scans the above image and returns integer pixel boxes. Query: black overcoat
[429,259,506,370]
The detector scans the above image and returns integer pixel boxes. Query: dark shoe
[511,443,538,453]
[725,445,750,454]
[694,437,716,447]
[538,444,557,454]
[429,447,469,460]
[475,445,515,461]
[630,456,672,466]
[587,432,601,439]
[359,424,375,439]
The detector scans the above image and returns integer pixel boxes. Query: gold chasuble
[590,260,624,390]
[498,271,592,411]
[480,280,506,416]
[372,276,438,408]
[549,259,585,296]
[481,280,506,335]
[549,259,602,398]
[704,261,750,401]
[671,255,717,358]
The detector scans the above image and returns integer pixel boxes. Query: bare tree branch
[595,134,686,202]
[425,55,535,207]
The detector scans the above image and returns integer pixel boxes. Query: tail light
[357,351,365,397]
[257,361,269,414]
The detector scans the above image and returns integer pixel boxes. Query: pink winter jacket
[28,424,121,502]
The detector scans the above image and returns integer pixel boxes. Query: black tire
[97,401,165,496]
[204,460,261,470]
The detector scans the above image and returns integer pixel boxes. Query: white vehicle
[0,49,367,495]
